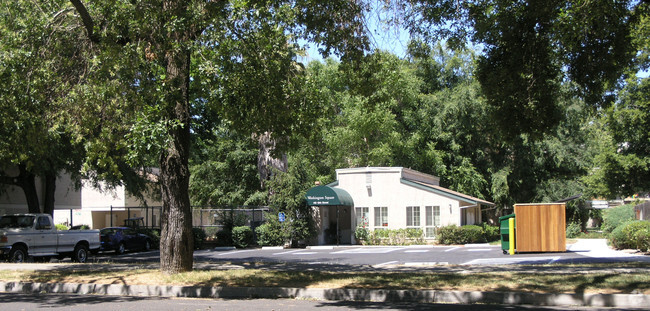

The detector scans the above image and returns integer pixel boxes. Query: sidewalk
[567,239,647,258]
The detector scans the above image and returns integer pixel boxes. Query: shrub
[460,225,485,243]
[437,225,462,244]
[215,229,233,246]
[609,220,650,252]
[354,225,369,244]
[232,226,254,248]
[55,224,68,231]
[256,223,287,246]
[480,223,499,242]
[364,228,424,246]
[566,222,582,238]
[602,204,635,234]
[192,227,207,249]
[437,225,487,245]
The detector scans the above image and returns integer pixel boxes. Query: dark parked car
[100,227,152,254]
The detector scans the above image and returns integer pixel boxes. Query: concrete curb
[1,281,648,308]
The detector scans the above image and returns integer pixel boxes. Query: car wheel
[144,240,151,251]
[116,242,126,255]
[72,244,89,263]
[8,246,27,263]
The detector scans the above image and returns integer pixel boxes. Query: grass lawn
[0,262,648,295]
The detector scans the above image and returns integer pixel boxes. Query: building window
[355,207,369,228]
[374,206,388,228]
[406,206,420,227]
[425,206,440,238]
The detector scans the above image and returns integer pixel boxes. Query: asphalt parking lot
[90,239,650,268]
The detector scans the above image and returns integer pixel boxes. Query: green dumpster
[499,214,516,254]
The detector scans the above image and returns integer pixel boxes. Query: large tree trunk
[158,0,194,274]
[19,169,41,214]
[43,171,56,216]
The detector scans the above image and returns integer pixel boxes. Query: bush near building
[434,223,500,245]
[480,223,500,242]
[232,226,254,248]
[255,223,287,246]
[363,228,424,245]
[609,220,650,252]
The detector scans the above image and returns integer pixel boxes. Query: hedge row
[353,223,499,245]
[436,224,499,245]
[354,227,425,245]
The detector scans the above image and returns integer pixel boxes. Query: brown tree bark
[43,171,57,216]
[158,0,194,274]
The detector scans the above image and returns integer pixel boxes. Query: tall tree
[0,0,86,214]
[400,0,640,141]
[60,0,369,274]
[582,2,650,198]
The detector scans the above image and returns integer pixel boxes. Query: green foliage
[0,0,88,213]
[609,221,650,252]
[480,223,500,242]
[55,224,68,231]
[401,0,639,140]
[189,127,263,206]
[354,225,370,244]
[192,227,207,250]
[232,226,254,249]
[255,223,288,247]
[602,204,636,234]
[437,225,487,245]
[364,228,424,246]
[566,222,582,239]
[596,77,650,198]
[266,155,319,246]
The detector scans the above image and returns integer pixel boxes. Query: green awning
[305,185,354,207]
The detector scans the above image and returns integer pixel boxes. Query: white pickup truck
[0,214,100,263]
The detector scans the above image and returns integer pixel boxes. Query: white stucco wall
[0,172,82,212]
[334,167,463,233]
[81,181,126,209]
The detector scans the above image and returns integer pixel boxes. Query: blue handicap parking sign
[278,212,286,222]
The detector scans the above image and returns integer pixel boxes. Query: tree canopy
[400,0,641,140]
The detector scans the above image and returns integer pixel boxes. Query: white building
[306,167,494,245]
[0,172,161,229]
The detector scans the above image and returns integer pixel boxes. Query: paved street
[88,239,650,269]
[0,293,645,311]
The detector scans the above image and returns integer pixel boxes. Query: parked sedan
[100,227,152,254]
